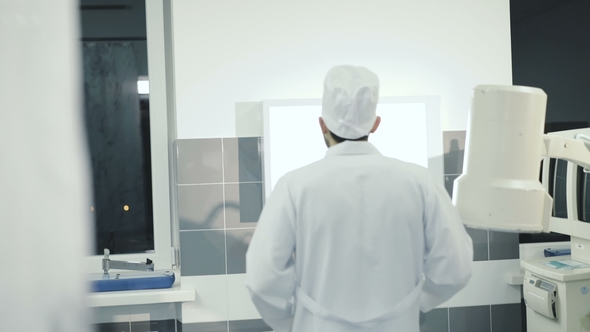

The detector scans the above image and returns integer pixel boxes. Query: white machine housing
[522,258,590,332]
[452,85,552,233]
[521,128,590,332]
[542,128,590,263]
[454,85,590,234]
[453,84,590,332]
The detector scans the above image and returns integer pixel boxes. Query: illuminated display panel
[262,97,442,195]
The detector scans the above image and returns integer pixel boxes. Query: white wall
[169,0,514,325]
[171,0,512,139]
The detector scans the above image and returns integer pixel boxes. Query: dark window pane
[80,1,154,255]
[521,158,570,244]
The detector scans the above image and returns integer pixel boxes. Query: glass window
[551,159,568,218]
[80,1,154,255]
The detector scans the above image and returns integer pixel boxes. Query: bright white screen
[266,102,428,192]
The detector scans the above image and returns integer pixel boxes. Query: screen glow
[266,102,428,192]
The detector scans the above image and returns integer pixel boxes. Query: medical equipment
[453,85,590,332]
[102,248,154,277]
[91,249,175,292]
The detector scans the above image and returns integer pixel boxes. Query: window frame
[84,0,178,274]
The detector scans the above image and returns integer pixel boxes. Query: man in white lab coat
[246,65,473,332]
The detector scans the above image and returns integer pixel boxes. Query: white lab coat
[246,141,473,332]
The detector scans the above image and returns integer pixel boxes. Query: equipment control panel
[524,276,557,319]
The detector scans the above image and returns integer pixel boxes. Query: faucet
[102,248,154,279]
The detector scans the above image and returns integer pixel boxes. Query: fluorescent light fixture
[137,77,149,95]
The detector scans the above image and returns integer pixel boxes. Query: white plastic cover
[453,85,553,233]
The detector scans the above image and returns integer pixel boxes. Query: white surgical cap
[321,65,380,140]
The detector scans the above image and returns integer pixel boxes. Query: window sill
[87,283,196,307]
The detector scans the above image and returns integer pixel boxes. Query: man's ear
[370,116,381,134]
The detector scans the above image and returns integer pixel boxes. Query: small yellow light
[123,205,130,211]
[90,206,94,212]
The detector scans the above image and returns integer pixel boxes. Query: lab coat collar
[325,141,382,157]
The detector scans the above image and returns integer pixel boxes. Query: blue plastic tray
[90,271,175,292]
[544,248,571,257]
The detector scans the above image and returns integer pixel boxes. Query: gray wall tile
[443,132,490,262]
[226,229,255,274]
[238,137,263,182]
[225,183,263,228]
[131,320,176,332]
[95,322,130,332]
[180,230,226,276]
[239,183,264,222]
[182,321,228,332]
[449,305,491,332]
[229,319,271,332]
[445,174,460,198]
[223,138,240,183]
[491,304,522,332]
[420,308,449,332]
[466,227,489,261]
[443,131,466,175]
[224,183,242,228]
[443,131,466,152]
[224,137,263,183]
[128,303,178,322]
[177,139,223,184]
[178,185,224,230]
[489,231,520,260]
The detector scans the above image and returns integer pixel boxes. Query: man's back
[246,141,473,332]
[291,142,426,317]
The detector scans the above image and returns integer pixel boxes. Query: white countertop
[87,283,196,307]
[521,255,590,282]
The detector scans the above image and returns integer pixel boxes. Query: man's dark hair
[329,131,369,143]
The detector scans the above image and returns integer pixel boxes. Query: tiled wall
[420,131,522,332]
[181,319,272,332]
[96,319,177,332]
[176,137,271,332]
[443,131,520,262]
[445,132,522,262]
[128,132,524,332]
[91,137,272,332]
[92,303,181,332]
[176,137,263,277]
